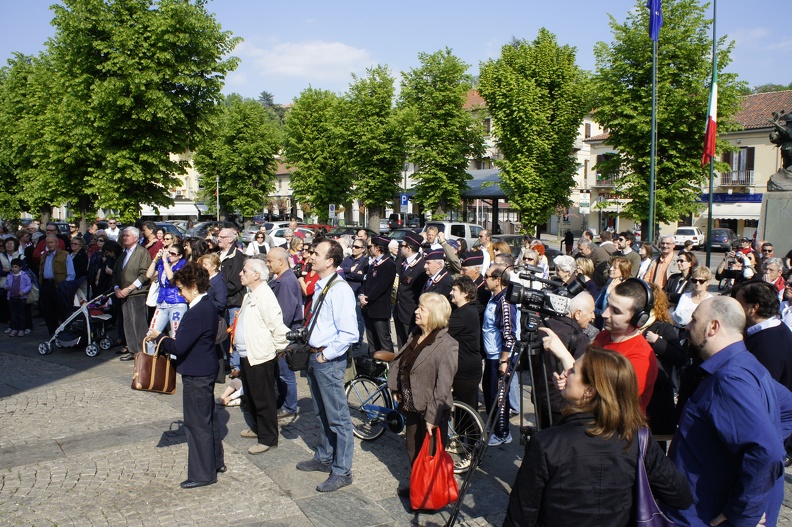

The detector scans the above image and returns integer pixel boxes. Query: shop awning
[703,201,761,221]
[140,202,200,217]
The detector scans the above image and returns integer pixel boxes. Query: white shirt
[781,301,792,330]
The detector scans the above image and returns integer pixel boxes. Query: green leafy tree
[399,49,484,217]
[283,87,350,223]
[479,29,589,230]
[13,0,240,223]
[337,66,406,230]
[258,90,288,124]
[752,82,792,94]
[593,0,744,227]
[193,95,281,218]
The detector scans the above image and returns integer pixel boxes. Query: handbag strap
[304,272,340,342]
[142,336,168,355]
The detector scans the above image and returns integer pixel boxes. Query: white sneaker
[24,329,32,335]
[4,328,10,334]
[501,433,513,445]
[487,435,505,446]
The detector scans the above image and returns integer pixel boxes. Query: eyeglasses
[691,279,708,284]
[108,222,116,225]
[71,242,80,245]
[618,238,626,242]
[353,245,364,249]
[256,235,264,239]
[168,252,179,256]
[762,249,773,253]
[523,257,534,262]
[304,250,314,255]
[485,273,501,280]
[676,259,687,263]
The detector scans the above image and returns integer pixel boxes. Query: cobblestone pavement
[1,325,791,526]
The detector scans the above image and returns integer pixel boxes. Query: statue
[768,110,792,191]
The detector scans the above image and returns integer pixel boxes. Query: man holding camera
[295,239,358,493]
[359,235,395,354]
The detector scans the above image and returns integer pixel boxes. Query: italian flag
[702,69,718,165]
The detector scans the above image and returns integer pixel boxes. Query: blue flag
[647,0,663,42]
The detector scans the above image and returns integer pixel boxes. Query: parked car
[708,228,739,252]
[422,221,484,249]
[186,221,237,239]
[155,222,185,241]
[325,227,379,240]
[269,226,314,248]
[379,219,390,233]
[389,228,417,242]
[673,227,704,248]
[240,221,301,244]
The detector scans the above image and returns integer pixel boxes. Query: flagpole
[705,0,717,268]
[649,38,657,245]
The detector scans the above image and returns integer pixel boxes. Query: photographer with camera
[716,248,756,290]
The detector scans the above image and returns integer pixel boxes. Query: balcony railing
[719,170,754,186]
[591,177,616,188]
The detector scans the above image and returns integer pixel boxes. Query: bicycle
[346,352,485,474]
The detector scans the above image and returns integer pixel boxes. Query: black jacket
[394,254,428,326]
[663,273,689,305]
[220,247,245,308]
[447,301,482,381]
[745,322,792,391]
[363,256,397,320]
[157,296,219,377]
[504,413,692,527]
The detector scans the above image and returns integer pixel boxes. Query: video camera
[504,264,584,319]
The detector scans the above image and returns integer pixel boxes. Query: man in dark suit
[460,254,490,307]
[422,249,453,299]
[218,227,246,376]
[339,237,369,350]
[359,235,396,353]
[114,227,151,361]
[394,232,428,348]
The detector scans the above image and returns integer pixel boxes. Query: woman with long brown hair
[504,346,691,526]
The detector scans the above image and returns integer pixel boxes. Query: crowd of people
[8,216,792,524]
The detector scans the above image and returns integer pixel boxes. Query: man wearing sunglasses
[615,231,640,278]
[340,237,370,350]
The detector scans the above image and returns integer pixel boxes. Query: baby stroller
[38,291,114,357]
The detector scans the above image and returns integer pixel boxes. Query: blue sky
[1,0,789,104]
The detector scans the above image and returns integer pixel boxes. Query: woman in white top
[245,232,270,256]
[671,266,713,327]
[637,242,654,280]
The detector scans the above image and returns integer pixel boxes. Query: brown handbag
[131,339,177,395]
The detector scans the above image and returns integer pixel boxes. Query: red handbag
[410,428,459,511]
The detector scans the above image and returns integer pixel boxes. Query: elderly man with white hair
[113,227,151,360]
[237,257,290,455]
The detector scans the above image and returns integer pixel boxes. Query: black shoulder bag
[285,273,339,371]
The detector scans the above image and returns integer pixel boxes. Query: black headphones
[624,278,655,328]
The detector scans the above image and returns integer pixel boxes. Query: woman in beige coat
[387,292,458,497]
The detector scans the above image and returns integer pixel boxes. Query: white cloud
[225,71,248,88]
[728,27,772,48]
[766,37,792,52]
[236,40,374,81]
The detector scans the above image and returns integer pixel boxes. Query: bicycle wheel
[447,401,485,474]
[346,377,389,441]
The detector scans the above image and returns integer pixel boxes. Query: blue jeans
[146,302,188,354]
[226,307,240,371]
[306,353,354,476]
[276,355,298,413]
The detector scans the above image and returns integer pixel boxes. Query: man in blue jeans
[265,248,304,418]
[295,239,358,493]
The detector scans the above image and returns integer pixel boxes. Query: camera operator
[532,292,595,429]
[716,249,755,288]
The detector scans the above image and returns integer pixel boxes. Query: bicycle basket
[355,356,386,378]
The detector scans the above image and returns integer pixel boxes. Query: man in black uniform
[422,248,453,298]
[460,254,490,307]
[359,235,396,353]
[394,232,428,348]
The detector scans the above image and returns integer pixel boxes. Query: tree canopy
[0,0,239,223]
[398,49,484,217]
[593,0,743,226]
[193,94,281,218]
[479,29,589,230]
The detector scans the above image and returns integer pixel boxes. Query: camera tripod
[444,311,555,527]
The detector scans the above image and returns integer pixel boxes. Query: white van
[422,222,484,248]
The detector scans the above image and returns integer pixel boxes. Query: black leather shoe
[119,353,134,361]
[216,465,227,473]
[180,479,216,489]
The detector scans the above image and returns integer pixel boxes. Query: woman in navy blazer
[147,262,222,489]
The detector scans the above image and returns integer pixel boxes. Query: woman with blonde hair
[388,292,458,500]
[575,257,598,299]
[671,266,713,328]
[504,346,691,526]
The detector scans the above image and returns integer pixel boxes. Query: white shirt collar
[189,292,207,309]
[746,317,782,336]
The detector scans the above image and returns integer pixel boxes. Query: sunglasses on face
[523,257,534,261]
[353,245,364,249]
[691,279,708,284]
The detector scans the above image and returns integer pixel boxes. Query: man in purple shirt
[665,296,792,527]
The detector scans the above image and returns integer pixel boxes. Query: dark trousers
[40,280,61,335]
[483,359,510,439]
[403,409,450,466]
[394,319,415,350]
[365,316,394,353]
[240,357,278,446]
[8,297,25,331]
[182,374,224,483]
[452,376,480,412]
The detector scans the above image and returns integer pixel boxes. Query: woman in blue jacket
[145,243,188,353]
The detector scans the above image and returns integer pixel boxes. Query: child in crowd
[216,378,243,407]
[4,258,31,336]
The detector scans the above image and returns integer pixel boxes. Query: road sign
[400,193,408,213]
[328,204,336,219]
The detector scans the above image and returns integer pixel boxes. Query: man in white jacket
[235,257,290,455]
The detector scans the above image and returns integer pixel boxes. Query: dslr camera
[505,264,584,319]
[286,327,307,343]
